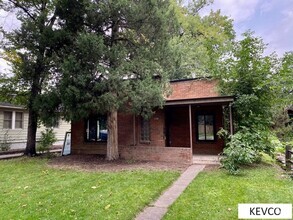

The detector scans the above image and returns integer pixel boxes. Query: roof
[165,78,233,105]
[0,102,25,110]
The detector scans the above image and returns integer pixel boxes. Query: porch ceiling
[165,96,234,106]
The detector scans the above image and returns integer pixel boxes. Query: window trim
[140,117,151,143]
[3,111,24,130]
[196,113,216,142]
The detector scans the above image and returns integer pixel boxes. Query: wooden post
[229,103,233,135]
[189,105,193,154]
[285,145,292,171]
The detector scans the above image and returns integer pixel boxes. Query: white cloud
[204,0,261,23]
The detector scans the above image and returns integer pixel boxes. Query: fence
[285,145,293,171]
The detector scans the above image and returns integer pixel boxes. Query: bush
[37,128,57,154]
[0,131,11,152]
[219,127,275,174]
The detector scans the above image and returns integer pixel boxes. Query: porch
[165,96,234,156]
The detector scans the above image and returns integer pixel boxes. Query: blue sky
[1,0,293,73]
[201,0,293,55]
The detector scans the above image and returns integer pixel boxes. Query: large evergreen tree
[55,0,178,160]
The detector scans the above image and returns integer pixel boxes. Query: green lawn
[164,163,293,220]
[0,157,179,220]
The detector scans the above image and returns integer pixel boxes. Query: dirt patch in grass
[48,155,189,172]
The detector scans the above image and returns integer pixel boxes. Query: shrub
[0,131,11,152]
[37,128,57,154]
[219,127,275,174]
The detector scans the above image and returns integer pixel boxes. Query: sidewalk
[0,149,62,160]
[135,164,205,220]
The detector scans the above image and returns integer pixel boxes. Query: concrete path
[0,149,62,160]
[135,164,205,220]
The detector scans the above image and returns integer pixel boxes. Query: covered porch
[165,96,234,156]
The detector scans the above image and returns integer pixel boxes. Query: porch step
[193,155,221,165]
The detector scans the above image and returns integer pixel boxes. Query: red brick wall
[119,145,192,164]
[167,79,219,101]
[71,120,107,154]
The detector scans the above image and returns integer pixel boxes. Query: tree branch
[8,0,36,21]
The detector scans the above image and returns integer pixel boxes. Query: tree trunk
[106,110,119,160]
[24,108,38,156]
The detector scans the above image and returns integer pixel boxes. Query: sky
[1,0,293,73]
[200,0,293,56]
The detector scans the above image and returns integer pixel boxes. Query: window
[85,115,107,142]
[197,114,215,141]
[15,112,23,129]
[3,111,23,129]
[140,118,150,142]
[3,111,12,129]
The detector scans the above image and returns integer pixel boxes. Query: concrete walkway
[0,149,62,160]
[135,164,205,220]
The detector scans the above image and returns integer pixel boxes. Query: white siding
[37,120,71,141]
[0,108,29,144]
[0,106,71,148]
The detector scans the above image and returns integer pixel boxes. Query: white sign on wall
[62,132,71,156]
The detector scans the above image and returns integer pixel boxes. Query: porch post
[189,104,193,152]
[229,103,233,135]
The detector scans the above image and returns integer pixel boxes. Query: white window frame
[3,111,24,130]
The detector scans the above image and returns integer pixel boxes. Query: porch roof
[165,96,234,106]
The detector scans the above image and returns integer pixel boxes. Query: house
[71,78,234,164]
[0,102,71,150]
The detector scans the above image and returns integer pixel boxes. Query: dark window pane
[141,118,150,142]
[197,114,215,141]
[3,112,12,129]
[15,112,23,129]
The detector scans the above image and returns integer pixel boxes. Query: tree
[54,0,178,160]
[1,0,85,156]
[218,32,278,173]
[169,1,235,79]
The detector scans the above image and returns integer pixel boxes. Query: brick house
[71,78,234,164]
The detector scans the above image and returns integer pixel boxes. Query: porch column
[229,103,233,135]
[189,104,193,152]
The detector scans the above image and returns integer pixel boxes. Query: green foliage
[170,2,235,79]
[56,0,178,121]
[37,128,57,154]
[219,127,274,174]
[220,31,276,128]
[0,131,11,152]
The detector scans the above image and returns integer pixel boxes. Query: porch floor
[193,154,222,165]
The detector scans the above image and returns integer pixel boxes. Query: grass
[0,157,179,220]
[164,162,293,220]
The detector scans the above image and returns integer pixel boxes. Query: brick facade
[70,79,231,163]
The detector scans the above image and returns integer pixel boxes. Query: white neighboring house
[0,102,71,150]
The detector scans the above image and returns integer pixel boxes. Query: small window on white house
[140,118,150,142]
[3,111,13,129]
[3,111,23,129]
[15,112,23,129]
